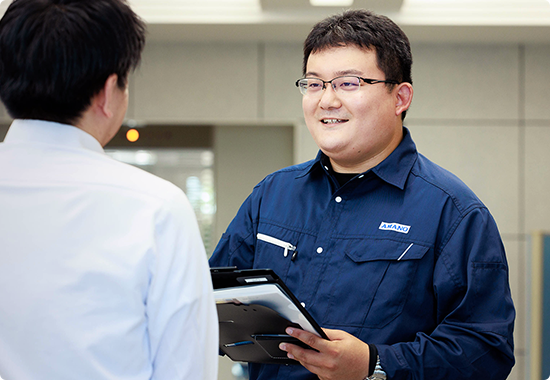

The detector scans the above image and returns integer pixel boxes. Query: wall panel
[134,43,259,123]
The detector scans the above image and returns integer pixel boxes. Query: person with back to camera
[209,9,515,380]
[0,1,218,379]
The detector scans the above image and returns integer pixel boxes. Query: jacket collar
[296,127,418,190]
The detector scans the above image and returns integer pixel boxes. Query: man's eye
[340,81,358,88]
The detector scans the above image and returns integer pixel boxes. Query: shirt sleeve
[377,207,515,380]
[146,190,219,380]
[209,190,258,270]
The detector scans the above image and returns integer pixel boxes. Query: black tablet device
[211,267,328,364]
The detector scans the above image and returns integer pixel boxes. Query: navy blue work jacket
[210,127,515,380]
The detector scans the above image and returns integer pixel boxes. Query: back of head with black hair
[0,0,146,125]
[303,9,412,119]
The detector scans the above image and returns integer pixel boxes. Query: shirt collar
[371,127,417,190]
[3,119,105,154]
[295,151,325,179]
[296,127,418,190]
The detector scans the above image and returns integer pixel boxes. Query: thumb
[322,328,351,341]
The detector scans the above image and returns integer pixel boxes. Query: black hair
[0,0,146,125]
[303,9,412,119]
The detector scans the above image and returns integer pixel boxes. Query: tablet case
[211,267,328,365]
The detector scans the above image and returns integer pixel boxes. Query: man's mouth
[321,118,348,124]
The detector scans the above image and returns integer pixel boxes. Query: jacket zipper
[257,233,296,258]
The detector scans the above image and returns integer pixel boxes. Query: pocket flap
[344,239,430,263]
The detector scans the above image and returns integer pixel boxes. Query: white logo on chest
[379,221,411,234]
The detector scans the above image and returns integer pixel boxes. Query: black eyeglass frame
[295,75,400,95]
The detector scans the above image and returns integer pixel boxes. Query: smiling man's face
[302,45,408,173]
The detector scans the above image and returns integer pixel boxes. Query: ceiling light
[310,0,354,6]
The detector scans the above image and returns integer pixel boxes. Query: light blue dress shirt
[0,119,218,380]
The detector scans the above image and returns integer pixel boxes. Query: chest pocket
[324,239,429,328]
[253,229,299,277]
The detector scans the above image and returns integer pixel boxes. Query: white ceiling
[2,0,550,43]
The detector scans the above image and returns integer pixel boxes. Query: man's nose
[319,85,342,109]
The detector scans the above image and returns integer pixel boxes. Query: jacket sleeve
[377,207,515,380]
[209,187,260,270]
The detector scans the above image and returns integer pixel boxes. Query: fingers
[280,327,372,380]
[279,341,326,375]
[279,327,331,367]
[285,327,329,351]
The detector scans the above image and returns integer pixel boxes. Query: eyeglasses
[295,75,399,96]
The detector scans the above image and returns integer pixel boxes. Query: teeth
[322,119,346,124]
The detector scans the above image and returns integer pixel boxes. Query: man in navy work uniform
[209,9,515,380]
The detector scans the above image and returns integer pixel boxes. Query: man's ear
[93,74,119,119]
[395,82,413,117]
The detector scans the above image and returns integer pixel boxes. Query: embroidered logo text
[379,221,411,234]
